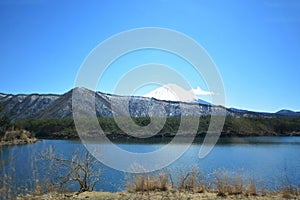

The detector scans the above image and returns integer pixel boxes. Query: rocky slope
[0,92,60,121]
[0,88,297,122]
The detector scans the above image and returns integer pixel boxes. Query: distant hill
[0,88,296,122]
[276,109,300,117]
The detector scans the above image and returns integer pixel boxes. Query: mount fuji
[143,84,211,105]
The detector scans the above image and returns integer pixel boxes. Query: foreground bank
[20,190,300,200]
[16,163,300,200]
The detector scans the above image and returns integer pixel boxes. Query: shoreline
[20,190,300,200]
[0,137,40,146]
[37,132,300,141]
[36,135,300,146]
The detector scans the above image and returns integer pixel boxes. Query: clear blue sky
[0,0,299,112]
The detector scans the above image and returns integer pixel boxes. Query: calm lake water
[1,137,300,192]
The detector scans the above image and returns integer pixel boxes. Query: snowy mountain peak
[143,84,211,104]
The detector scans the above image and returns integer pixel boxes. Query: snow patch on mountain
[0,93,6,99]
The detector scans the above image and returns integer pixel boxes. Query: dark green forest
[13,116,300,139]
[0,103,11,138]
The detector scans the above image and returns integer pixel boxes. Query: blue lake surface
[1,137,300,192]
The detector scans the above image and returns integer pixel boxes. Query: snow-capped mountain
[143,84,211,105]
[0,87,293,122]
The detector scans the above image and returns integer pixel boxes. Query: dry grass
[0,145,61,199]
[127,172,169,192]
[13,166,300,200]
[261,182,267,196]
[245,178,258,196]
[177,166,206,193]
[126,168,299,199]
[281,185,300,199]
[214,170,245,196]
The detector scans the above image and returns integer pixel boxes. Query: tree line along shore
[10,116,300,140]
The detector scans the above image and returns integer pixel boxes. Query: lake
[1,137,300,193]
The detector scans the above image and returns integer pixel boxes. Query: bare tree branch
[42,148,102,193]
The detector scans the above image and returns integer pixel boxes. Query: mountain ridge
[0,88,299,122]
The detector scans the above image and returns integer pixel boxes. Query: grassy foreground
[18,169,300,200]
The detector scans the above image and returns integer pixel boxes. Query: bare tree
[44,147,101,193]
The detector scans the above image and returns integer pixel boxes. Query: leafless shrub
[42,147,102,193]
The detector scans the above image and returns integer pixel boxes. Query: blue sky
[0,0,300,112]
